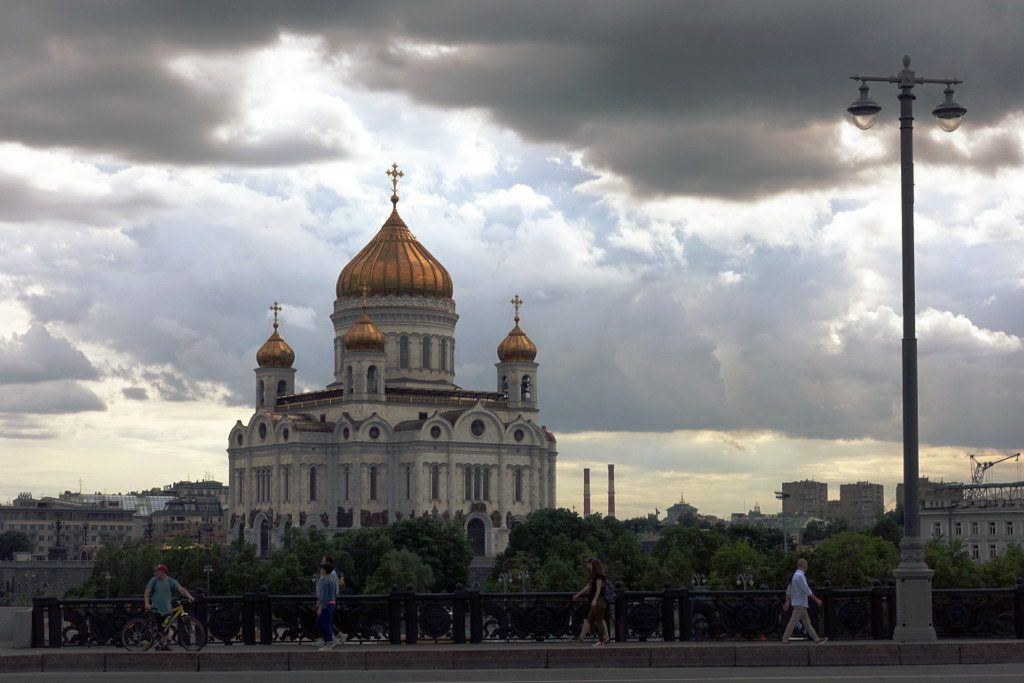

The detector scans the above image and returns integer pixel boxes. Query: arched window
[514,468,523,503]
[440,339,448,371]
[370,466,379,501]
[473,467,482,501]
[405,464,411,500]
[521,375,532,401]
[309,467,317,502]
[277,380,286,396]
[283,468,290,503]
[431,465,440,500]
[399,336,410,368]
[449,339,455,370]
[345,366,353,394]
[367,365,379,393]
[501,375,509,400]
[482,467,490,501]
[258,380,265,406]
[342,466,350,502]
[464,467,472,501]
[421,336,431,369]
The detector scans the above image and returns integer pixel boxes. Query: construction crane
[968,452,1020,485]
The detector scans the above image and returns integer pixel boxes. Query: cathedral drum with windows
[227,165,557,559]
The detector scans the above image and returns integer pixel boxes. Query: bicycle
[121,599,206,652]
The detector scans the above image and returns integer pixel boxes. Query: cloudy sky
[2,1,1024,518]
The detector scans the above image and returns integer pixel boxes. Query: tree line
[59,507,1024,598]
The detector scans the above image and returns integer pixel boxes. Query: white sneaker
[318,642,334,652]
[336,633,348,645]
[311,639,324,648]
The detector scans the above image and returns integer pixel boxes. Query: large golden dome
[497,295,537,362]
[257,323,295,368]
[336,176,453,300]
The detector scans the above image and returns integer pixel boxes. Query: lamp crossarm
[849,75,962,86]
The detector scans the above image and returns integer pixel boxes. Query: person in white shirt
[781,558,827,644]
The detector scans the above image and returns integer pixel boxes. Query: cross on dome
[510,294,523,324]
[269,301,282,329]
[386,163,404,205]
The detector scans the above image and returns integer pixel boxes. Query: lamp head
[847,82,882,130]
[932,85,966,132]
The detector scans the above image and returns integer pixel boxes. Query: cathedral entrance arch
[259,519,270,558]
[467,518,486,557]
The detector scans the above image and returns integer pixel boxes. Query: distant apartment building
[0,494,138,561]
[896,477,965,510]
[839,482,884,529]
[781,480,828,518]
[920,481,1024,563]
[827,499,841,519]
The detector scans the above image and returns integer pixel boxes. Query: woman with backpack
[571,557,611,646]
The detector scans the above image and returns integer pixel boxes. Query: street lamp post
[846,55,966,643]
[203,564,213,595]
[104,571,111,598]
[774,491,791,555]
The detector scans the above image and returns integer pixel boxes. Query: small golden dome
[497,294,537,362]
[257,302,295,368]
[343,301,386,352]
[336,165,453,300]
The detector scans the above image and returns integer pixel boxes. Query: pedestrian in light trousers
[781,558,828,644]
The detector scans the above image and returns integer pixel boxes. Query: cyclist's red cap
[155,564,169,573]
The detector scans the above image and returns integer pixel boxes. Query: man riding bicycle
[143,564,194,650]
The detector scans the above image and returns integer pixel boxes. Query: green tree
[605,530,644,589]
[809,533,898,588]
[652,526,725,576]
[869,509,903,548]
[979,544,1024,588]
[332,529,393,593]
[387,517,473,591]
[924,539,981,588]
[726,525,783,554]
[708,540,763,590]
[621,514,660,534]
[0,531,32,561]
[364,549,434,593]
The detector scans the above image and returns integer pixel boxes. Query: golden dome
[497,294,537,362]
[337,166,452,300]
[343,305,386,352]
[257,302,295,368]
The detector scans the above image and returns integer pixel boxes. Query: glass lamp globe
[847,83,881,130]
[933,86,966,132]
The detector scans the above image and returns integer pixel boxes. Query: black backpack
[602,578,617,603]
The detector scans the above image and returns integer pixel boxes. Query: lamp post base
[892,535,937,642]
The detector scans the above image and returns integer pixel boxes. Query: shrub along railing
[31,579,1024,647]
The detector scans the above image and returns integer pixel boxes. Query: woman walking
[314,555,339,651]
[571,557,610,647]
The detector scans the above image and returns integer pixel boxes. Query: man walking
[781,558,827,644]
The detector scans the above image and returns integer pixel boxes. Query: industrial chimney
[583,468,591,517]
[607,464,616,518]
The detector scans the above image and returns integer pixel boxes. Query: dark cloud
[3,2,1023,196]
[121,387,149,400]
[0,381,105,414]
[0,325,98,384]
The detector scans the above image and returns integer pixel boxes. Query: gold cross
[270,301,282,328]
[386,163,404,197]
[510,294,523,324]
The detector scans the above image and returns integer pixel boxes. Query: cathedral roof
[256,305,295,368]
[336,165,453,300]
[497,295,537,362]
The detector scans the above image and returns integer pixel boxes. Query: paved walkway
[2,640,1024,673]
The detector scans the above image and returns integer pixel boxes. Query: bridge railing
[31,579,1024,647]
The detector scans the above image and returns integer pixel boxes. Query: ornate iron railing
[32,580,1024,647]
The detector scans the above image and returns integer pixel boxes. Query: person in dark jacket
[314,555,340,651]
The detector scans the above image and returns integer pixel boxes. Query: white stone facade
[227,201,556,559]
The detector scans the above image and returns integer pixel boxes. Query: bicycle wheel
[175,615,207,651]
[121,617,156,652]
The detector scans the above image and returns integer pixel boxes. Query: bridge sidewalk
[2,640,1023,673]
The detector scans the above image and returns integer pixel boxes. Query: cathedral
[227,166,557,559]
